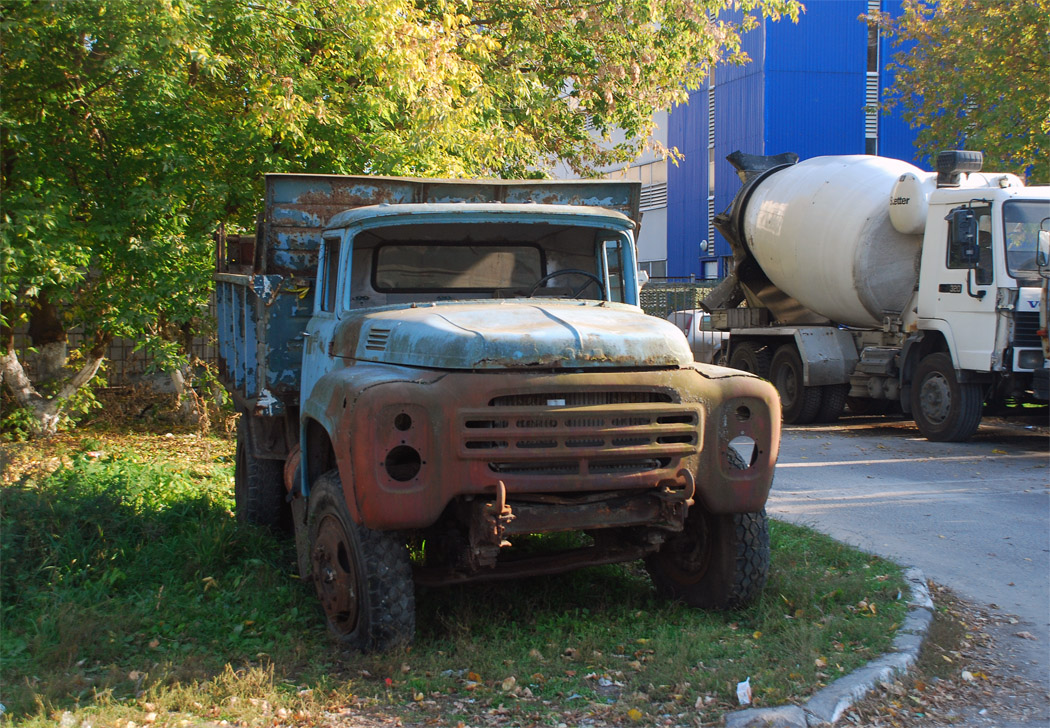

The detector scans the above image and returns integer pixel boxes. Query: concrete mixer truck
[704,151,1050,442]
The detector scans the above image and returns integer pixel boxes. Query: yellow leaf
[627,708,644,721]
[752,631,762,639]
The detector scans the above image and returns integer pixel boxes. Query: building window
[605,161,667,211]
[640,260,667,278]
[702,260,719,280]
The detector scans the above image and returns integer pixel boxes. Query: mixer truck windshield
[1003,200,1050,283]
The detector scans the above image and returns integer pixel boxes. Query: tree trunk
[170,366,202,423]
[27,294,68,383]
[0,341,107,438]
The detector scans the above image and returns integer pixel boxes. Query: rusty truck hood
[333,301,694,369]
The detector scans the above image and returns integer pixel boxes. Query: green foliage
[1,0,801,389]
[880,0,1050,182]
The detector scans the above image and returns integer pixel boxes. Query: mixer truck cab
[708,150,1049,442]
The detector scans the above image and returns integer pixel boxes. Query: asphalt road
[768,411,1050,718]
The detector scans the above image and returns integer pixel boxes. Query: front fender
[299,361,446,521]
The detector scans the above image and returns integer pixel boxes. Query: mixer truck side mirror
[1037,229,1050,272]
[946,207,980,267]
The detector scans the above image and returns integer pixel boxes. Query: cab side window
[946,205,993,285]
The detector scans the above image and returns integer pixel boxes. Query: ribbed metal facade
[666,0,920,278]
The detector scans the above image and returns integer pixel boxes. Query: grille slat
[458,391,701,479]
[1014,311,1041,347]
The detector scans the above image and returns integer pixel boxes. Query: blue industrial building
[664,0,921,279]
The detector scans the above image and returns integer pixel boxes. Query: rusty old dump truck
[214,174,781,650]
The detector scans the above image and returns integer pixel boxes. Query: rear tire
[770,346,821,424]
[911,353,983,442]
[307,470,415,651]
[646,508,769,610]
[234,417,290,531]
[728,343,772,379]
[815,384,848,423]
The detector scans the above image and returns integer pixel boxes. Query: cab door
[918,203,998,370]
[301,231,346,402]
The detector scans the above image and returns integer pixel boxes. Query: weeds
[1,428,908,727]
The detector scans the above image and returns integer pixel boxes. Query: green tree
[879,0,1049,182]
[1,0,799,436]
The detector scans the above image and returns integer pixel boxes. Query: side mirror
[947,207,979,266]
[1037,229,1050,269]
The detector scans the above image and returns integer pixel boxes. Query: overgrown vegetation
[1,427,908,726]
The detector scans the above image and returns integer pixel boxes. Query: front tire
[307,470,415,651]
[645,507,769,610]
[911,353,983,442]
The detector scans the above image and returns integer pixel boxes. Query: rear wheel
[234,417,290,531]
[728,342,772,379]
[815,383,849,423]
[911,353,983,442]
[307,470,415,651]
[645,508,769,610]
[770,346,821,424]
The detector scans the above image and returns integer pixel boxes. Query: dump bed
[214,174,642,414]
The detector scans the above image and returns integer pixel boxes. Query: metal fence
[640,278,720,320]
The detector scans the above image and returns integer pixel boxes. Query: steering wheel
[526,269,605,299]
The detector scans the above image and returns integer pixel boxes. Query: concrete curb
[724,567,934,728]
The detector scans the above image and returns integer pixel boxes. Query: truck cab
[215,175,782,650]
[916,186,1048,386]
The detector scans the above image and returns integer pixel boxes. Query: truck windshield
[374,244,544,292]
[1002,200,1050,284]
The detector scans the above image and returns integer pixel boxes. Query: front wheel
[910,353,983,442]
[307,470,416,651]
[645,508,769,610]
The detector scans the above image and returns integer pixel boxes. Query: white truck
[705,150,1049,441]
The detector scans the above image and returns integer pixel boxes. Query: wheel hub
[312,514,359,635]
[919,373,951,425]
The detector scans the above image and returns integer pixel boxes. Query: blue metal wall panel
[766,0,868,74]
[764,0,869,158]
[764,71,867,158]
[667,90,705,276]
[876,0,924,165]
[665,0,923,278]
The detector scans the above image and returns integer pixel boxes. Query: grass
[1,426,908,727]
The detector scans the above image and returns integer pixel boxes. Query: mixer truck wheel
[770,346,822,424]
[728,343,771,379]
[911,353,983,442]
[646,507,769,609]
[235,417,291,531]
[815,384,848,423]
[307,470,416,651]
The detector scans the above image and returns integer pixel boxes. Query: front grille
[490,391,672,407]
[458,390,701,479]
[1014,311,1041,347]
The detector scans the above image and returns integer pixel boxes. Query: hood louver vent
[365,327,391,352]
